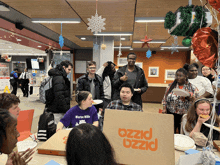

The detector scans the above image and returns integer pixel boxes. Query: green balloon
[182,37,192,47]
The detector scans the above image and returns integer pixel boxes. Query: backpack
[39,76,53,104]
[37,109,56,141]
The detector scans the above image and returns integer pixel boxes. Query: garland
[164,11,176,29]
[164,5,207,37]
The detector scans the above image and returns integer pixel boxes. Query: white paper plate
[92,99,103,105]
[174,134,195,151]
[173,88,190,97]
[134,88,141,92]
[203,123,220,132]
[65,128,73,130]
[17,140,37,152]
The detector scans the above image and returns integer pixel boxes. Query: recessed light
[38,45,42,48]
[16,39,22,41]
[81,37,86,40]
[160,48,164,50]
[130,48,133,50]
[121,38,126,40]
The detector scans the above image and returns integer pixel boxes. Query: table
[1,138,220,165]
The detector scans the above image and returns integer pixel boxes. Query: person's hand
[162,109,167,114]
[103,62,108,67]
[12,148,35,165]
[137,88,141,93]
[120,72,128,81]
[197,115,210,125]
[6,152,15,165]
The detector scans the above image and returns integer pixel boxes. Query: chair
[16,109,34,141]
[180,114,187,135]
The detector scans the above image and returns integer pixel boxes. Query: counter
[142,83,168,103]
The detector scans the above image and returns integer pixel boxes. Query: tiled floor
[1,89,163,133]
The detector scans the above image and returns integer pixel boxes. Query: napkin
[192,132,208,147]
[45,160,60,165]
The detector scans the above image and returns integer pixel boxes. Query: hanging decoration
[87,0,106,34]
[101,36,106,50]
[171,35,179,54]
[191,27,218,68]
[117,36,122,57]
[146,49,152,58]
[182,37,192,47]
[59,23,64,54]
[208,0,220,13]
[140,35,152,48]
[164,5,211,37]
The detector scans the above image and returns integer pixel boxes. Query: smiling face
[82,94,93,109]
[196,102,211,117]
[1,115,20,154]
[175,71,186,85]
[202,66,211,77]
[120,87,133,103]
[188,66,198,79]
[87,64,96,75]
[9,103,21,118]
[127,54,136,66]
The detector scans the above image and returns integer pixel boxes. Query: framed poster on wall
[148,67,159,77]
[0,63,10,90]
[165,69,177,80]
[117,57,127,66]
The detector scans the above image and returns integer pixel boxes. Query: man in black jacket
[46,60,73,124]
[76,61,104,101]
[113,53,148,107]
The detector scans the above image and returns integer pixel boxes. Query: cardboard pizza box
[38,129,71,156]
[103,109,175,165]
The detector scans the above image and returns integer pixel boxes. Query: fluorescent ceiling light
[37,45,42,48]
[135,17,165,23]
[32,18,81,23]
[5,53,47,56]
[94,32,133,36]
[81,37,86,40]
[16,39,22,41]
[0,4,10,11]
[160,46,190,49]
[114,46,131,49]
[133,40,166,43]
[121,38,126,40]
[130,48,133,50]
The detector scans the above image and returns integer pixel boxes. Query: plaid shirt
[106,100,143,112]
[162,81,199,115]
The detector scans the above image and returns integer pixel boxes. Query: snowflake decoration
[171,35,179,54]
[117,43,122,57]
[59,35,64,48]
[87,13,106,34]
[93,43,99,52]
[146,49,152,58]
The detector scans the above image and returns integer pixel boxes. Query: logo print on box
[118,128,158,151]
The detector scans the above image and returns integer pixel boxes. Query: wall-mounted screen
[31,59,39,69]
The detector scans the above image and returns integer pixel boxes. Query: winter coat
[76,73,104,100]
[112,65,148,107]
[46,64,70,113]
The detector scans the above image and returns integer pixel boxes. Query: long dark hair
[0,108,13,154]
[102,61,116,82]
[66,123,118,165]
[165,68,188,98]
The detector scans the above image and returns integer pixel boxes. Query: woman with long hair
[162,68,199,133]
[182,98,220,140]
[183,63,214,98]
[66,123,118,165]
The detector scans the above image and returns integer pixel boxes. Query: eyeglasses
[88,67,96,70]
[128,58,136,61]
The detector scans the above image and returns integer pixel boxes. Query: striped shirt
[106,99,143,112]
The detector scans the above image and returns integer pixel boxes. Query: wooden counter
[142,83,168,103]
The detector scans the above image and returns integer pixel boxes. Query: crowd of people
[1,53,220,165]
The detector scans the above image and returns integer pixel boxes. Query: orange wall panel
[114,51,190,84]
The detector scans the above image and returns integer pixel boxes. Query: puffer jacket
[46,64,70,113]
[112,65,148,107]
[76,73,104,100]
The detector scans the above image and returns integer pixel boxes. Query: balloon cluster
[192,27,218,68]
